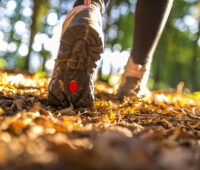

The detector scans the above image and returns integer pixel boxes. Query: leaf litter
[0,72,199,170]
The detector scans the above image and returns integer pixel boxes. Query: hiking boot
[118,57,150,100]
[48,1,104,108]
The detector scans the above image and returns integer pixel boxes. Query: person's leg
[132,0,173,65]
[118,0,173,99]
[48,0,108,108]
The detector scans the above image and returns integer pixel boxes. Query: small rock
[13,99,24,111]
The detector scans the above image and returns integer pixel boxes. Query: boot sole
[48,9,103,108]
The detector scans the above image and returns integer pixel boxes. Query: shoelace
[84,0,91,6]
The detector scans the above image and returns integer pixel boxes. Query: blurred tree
[190,2,200,90]
[151,0,200,91]
[104,0,134,49]
[25,0,50,70]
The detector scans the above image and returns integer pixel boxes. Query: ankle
[124,57,146,79]
[73,0,107,14]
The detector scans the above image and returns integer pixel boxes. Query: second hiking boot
[118,57,150,100]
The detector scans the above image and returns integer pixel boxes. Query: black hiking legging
[74,0,173,65]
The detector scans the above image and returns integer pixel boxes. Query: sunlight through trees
[0,0,200,91]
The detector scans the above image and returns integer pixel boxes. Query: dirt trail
[0,73,199,170]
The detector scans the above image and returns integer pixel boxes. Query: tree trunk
[25,0,40,70]
[104,0,114,32]
[191,21,200,91]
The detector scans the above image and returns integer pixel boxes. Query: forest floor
[0,72,199,170]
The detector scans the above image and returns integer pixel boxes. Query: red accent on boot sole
[69,81,78,93]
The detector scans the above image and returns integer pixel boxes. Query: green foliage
[34,71,47,78]
[0,58,7,69]
[114,14,133,50]
[15,57,26,69]
[151,0,200,91]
